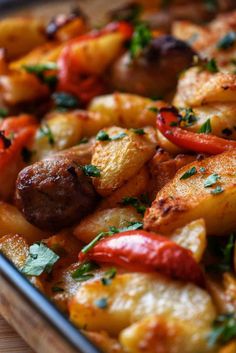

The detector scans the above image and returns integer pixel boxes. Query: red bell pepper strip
[57,22,133,103]
[79,230,205,287]
[157,107,236,155]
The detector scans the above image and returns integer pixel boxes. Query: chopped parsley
[96,130,110,141]
[71,261,99,282]
[0,108,8,118]
[204,173,221,188]
[208,313,236,347]
[211,186,224,195]
[111,132,127,140]
[23,62,58,87]
[81,222,143,254]
[180,166,197,180]
[180,108,197,127]
[51,286,64,293]
[129,22,152,59]
[94,297,108,309]
[131,128,145,135]
[217,32,236,50]
[121,196,147,215]
[204,58,219,73]
[21,242,59,276]
[101,268,117,286]
[82,164,101,177]
[148,106,159,113]
[207,234,235,273]
[52,92,80,110]
[199,119,212,134]
[39,124,55,145]
[200,167,206,173]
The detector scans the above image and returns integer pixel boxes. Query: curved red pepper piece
[58,21,133,103]
[157,107,236,155]
[79,230,205,287]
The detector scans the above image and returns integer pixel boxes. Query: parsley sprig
[208,313,236,347]
[129,22,152,59]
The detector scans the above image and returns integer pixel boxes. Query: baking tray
[0,1,125,352]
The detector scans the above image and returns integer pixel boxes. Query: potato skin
[15,153,98,231]
[92,127,157,196]
[144,151,236,236]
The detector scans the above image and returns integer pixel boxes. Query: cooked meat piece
[15,154,98,231]
[109,35,196,98]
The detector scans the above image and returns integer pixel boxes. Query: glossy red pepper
[58,21,133,103]
[157,107,236,154]
[79,230,205,286]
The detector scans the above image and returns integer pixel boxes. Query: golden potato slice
[0,18,46,60]
[120,313,216,353]
[144,151,236,236]
[0,234,28,268]
[89,93,166,128]
[169,219,207,262]
[0,202,48,243]
[91,127,157,196]
[99,167,149,209]
[69,272,216,336]
[85,331,125,353]
[33,112,83,161]
[73,207,142,244]
[218,341,236,353]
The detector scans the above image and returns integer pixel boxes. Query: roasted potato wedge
[144,151,236,236]
[69,272,216,336]
[92,127,157,196]
[0,234,28,268]
[73,207,142,244]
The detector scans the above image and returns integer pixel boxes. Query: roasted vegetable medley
[0,1,236,352]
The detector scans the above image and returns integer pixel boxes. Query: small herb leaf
[199,119,212,134]
[129,23,152,59]
[217,32,236,50]
[180,166,197,180]
[204,173,221,188]
[82,164,101,177]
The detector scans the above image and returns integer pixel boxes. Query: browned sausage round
[15,154,98,231]
[109,35,196,98]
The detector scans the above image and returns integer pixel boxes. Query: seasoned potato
[0,71,49,105]
[92,127,157,196]
[33,112,83,161]
[85,331,125,353]
[73,207,142,244]
[99,167,149,209]
[218,341,236,353]
[70,272,216,336]
[120,313,216,353]
[89,93,166,128]
[169,219,207,262]
[0,202,48,243]
[144,151,236,236]
[0,234,28,268]
[0,18,46,60]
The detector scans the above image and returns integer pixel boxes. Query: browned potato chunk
[73,207,142,244]
[69,273,216,336]
[92,127,157,196]
[120,313,216,353]
[0,234,28,268]
[0,202,48,243]
[0,18,46,60]
[144,151,236,236]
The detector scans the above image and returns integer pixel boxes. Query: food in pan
[0,1,236,352]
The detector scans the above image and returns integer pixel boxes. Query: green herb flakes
[180,166,197,180]
[82,164,101,177]
[71,262,98,282]
[0,108,8,118]
[21,242,59,276]
[148,106,159,113]
[39,124,55,146]
[94,297,108,309]
[52,92,80,110]
[204,173,221,188]
[96,130,110,141]
[111,132,127,140]
[208,313,236,347]
[101,268,117,285]
[211,186,224,195]
[204,58,219,73]
[217,32,236,50]
[121,196,146,215]
[199,119,212,134]
[130,128,145,135]
[129,22,152,59]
